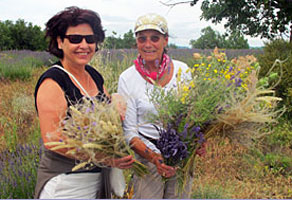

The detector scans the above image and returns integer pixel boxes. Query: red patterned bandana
[134,54,171,83]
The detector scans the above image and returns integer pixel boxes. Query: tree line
[0,19,250,51]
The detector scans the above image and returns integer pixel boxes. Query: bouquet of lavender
[148,48,283,194]
[45,95,148,177]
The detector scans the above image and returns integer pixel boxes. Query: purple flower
[154,124,189,166]
[92,122,97,126]
[235,78,243,87]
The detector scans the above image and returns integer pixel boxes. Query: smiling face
[57,23,96,68]
[136,30,168,67]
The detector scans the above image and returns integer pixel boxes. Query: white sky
[0,0,266,48]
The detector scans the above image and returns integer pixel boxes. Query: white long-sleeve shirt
[118,60,190,153]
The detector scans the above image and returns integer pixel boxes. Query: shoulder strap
[52,65,90,97]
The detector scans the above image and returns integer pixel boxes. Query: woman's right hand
[153,155,176,178]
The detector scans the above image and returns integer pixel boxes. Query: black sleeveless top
[34,61,105,112]
[34,62,108,198]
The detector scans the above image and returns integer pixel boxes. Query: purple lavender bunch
[154,124,189,166]
[154,121,206,167]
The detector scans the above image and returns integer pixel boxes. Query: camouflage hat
[134,13,168,35]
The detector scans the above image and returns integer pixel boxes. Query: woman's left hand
[105,155,135,169]
[195,142,207,157]
[111,93,127,121]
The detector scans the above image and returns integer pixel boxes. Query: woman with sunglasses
[34,6,134,199]
[118,13,198,199]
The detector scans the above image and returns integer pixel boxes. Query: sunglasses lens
[137,36,147,43]
[151,36,160,42]
[68,35,82,43]
[64,35,96,44]
[85,35,96,44]
[137,35,161,43]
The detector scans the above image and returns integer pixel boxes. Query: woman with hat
[118,13,195,198]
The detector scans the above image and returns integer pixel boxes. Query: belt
[66,166,102,174]
[138,132,158,146]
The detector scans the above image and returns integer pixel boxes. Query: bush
[266,120,292,148]
[258,39,292,118]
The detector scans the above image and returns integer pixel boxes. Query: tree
[190,26,249,49]
[0,19,47,50]
[103,30,136,49]
[161,0,292,42]
[223,31,249,49]
[199,0,292,42]
[190,26,223,49]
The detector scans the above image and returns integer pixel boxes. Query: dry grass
[193,138,292,199]
[0,67,45,151]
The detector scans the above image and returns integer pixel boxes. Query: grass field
[0,49,291,199]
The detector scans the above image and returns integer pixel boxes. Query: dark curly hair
[45,6,105,58]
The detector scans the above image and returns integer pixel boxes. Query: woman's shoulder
[119,65,136,79]
[172,59,189,73]
[39,65,66,80]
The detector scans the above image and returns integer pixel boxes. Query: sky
[0,0,266,48]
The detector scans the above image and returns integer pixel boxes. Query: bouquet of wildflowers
[148,48,283,194]
[45,95,148,177]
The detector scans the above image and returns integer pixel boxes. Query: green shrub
[0,63,33,81]
[266,120,292,148]
[263,153,292,176]
[258,39,292,118]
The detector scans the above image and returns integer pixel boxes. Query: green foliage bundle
[258,39,292,118]
[0,19,47,51]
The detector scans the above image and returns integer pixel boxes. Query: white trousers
[39,172,101,199]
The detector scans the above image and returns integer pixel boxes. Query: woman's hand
[195,142,207,157]
[111,93,127,121]
[152,155,176,178]
[104,155,135,169]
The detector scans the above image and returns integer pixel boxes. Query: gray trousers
[132,159,193,199]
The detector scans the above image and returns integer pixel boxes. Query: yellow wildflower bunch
[148,48,283,195]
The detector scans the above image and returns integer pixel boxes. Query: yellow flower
[225,74,231,80]
[189,81,195,88]
[183,85,189,92]
[214,69,218,74]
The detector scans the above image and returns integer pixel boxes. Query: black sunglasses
[137,35,161,43]
[64,34,97,44]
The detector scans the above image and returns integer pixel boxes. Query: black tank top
[34,61,105,112]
